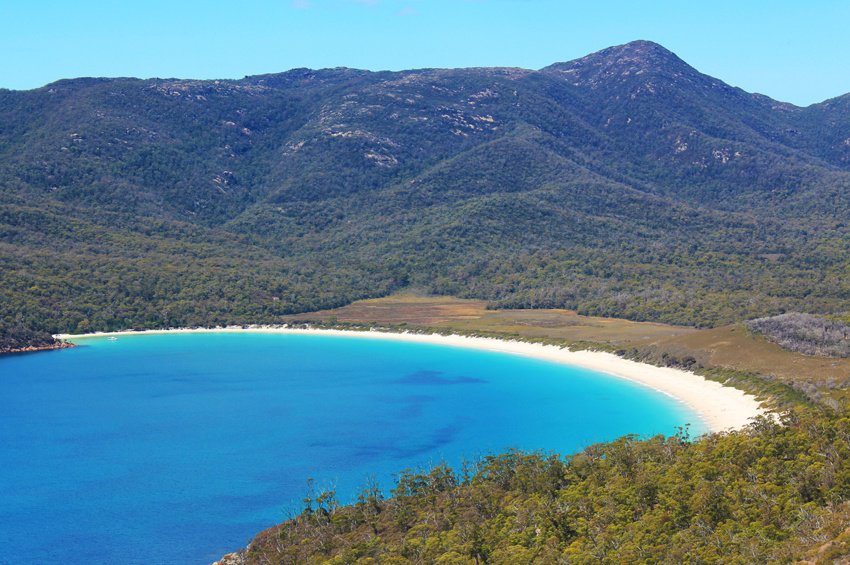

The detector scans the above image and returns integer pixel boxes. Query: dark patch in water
[393,370,486,386]
[372,394,436,404]
[392,423,462,458]
[351,423,463,460]
[370,394,436,417]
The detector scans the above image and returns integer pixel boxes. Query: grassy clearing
[286,293,850,408]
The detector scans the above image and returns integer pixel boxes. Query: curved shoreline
[56,327,767,433]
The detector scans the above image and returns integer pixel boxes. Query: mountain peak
[600,39,679,60]
[542,40,702,89]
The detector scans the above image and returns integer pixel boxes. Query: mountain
[3,40,850,346]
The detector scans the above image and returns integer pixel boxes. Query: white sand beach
[56,327,767,433]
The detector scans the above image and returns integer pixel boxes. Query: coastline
[56,326,766,433]
[0,341,76,355]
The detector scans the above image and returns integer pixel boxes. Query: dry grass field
[285,293,696,345]
[286,293,850,393]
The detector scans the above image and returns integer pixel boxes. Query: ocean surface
[0,332,704,564]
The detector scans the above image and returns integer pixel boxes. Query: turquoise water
[0,332,703,564]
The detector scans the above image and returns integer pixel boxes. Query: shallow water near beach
[0,332,703,564]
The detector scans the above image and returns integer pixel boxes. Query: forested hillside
[221,410,850,564]
[4,40,850,346]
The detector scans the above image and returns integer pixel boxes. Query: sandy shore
[56,326,766,433]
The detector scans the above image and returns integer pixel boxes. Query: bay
[0,332,703,563]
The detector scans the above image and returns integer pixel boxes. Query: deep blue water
[0,332,704,564]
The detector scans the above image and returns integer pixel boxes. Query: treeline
[748,313,850,358]
[226,409,850,564]
[5,192,850,346]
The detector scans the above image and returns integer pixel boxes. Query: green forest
[230,409,850,564]
[4,42,850,350]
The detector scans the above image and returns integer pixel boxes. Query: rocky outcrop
[0,340,75,355]
[212,550,246,565]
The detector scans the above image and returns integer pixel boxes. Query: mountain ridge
[3,40,850,347]
[16,40,832,109]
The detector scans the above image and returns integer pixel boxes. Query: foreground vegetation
[223,409,850,564]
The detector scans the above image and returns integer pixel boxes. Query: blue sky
[1,0,848,106]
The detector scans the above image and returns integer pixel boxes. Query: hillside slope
[219,412,850,564]
[4,41,850,344]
